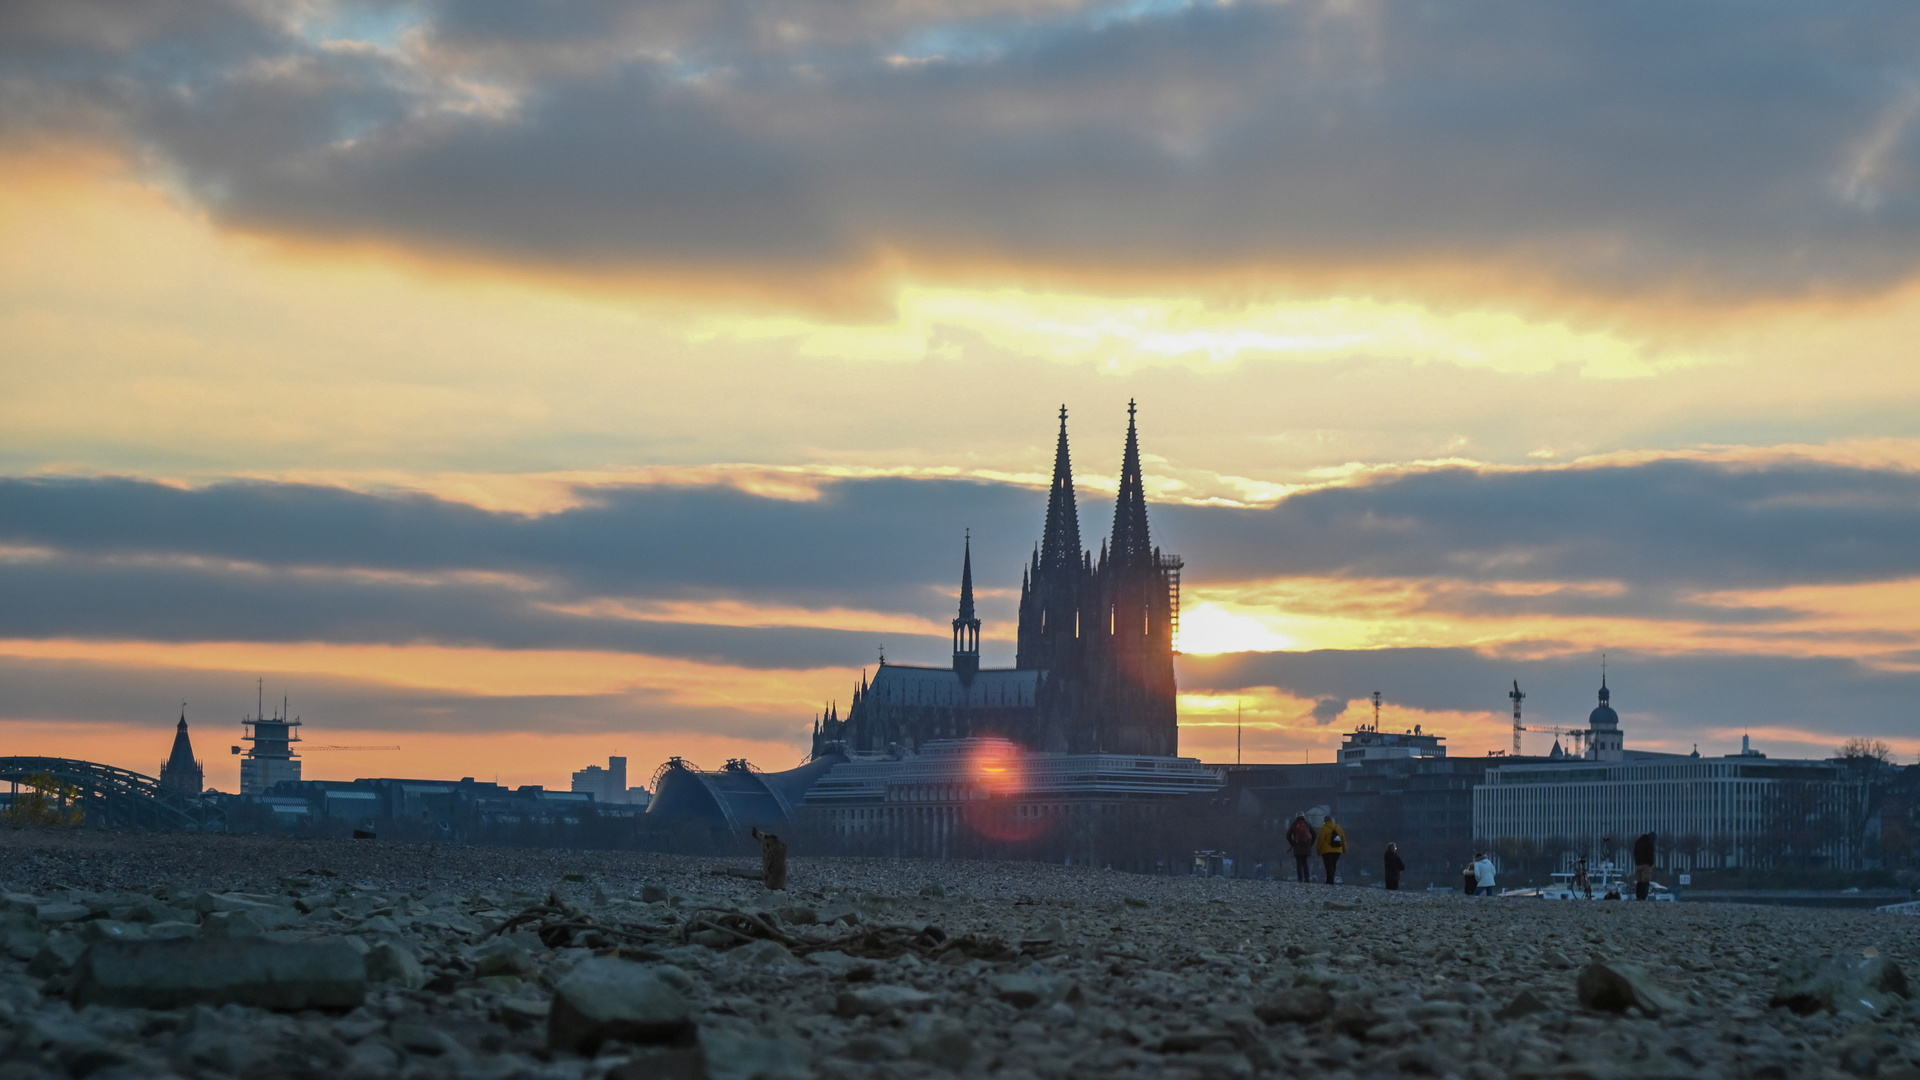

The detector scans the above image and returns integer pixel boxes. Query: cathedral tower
[1017,406,1086,676]
[1081,401,1180,755]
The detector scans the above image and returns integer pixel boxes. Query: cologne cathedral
[811,402,1181,758]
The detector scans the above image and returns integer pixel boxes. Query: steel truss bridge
[0,757,221,831]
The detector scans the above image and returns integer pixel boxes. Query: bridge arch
[0,757,219,831]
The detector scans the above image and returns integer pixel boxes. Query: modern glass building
[1474,755,1869,869]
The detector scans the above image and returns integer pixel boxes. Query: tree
[1838,739,1893,765]
[1,773,86,826]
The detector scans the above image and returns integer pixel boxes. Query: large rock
[69,937,367,1010]
[549,957,694,1055]
[1771,954,1908,1018]
[1576,960,1682,1016]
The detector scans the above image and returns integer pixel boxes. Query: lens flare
[963,738,1052,844]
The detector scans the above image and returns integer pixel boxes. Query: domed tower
[1586,662,1624,761]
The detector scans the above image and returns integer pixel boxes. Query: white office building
[1474,675,1868,868]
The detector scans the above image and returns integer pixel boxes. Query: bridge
[0,757,221,831]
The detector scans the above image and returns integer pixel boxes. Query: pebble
[1,829,1917,1080]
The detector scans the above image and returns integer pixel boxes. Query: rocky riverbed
[3,827,1919,1080]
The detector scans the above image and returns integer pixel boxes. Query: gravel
[3,826,1920,1079]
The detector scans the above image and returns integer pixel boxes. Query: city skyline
[5,2,1920,788]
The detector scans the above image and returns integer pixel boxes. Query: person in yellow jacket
[1315,815,1347,884]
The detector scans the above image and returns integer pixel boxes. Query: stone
[919,883,947,898]
[548,957,694,1055]
[701,1028,811,1080]
[473,943,535,977]
[1323,899,1362,912]
[640,885,671,903]
[1255,986,1335,1024]
[27,932,86,976]
[143,921,198,941]
[365,941,426,988]
[730,939,801,969]
[1495,988,1553,1019]
[777,905,818,926]
[835,984,936,1017]
[1771,954,1909,1018]
[906,1014,975,1069]
[497,997,551,1025]
[1576,960,1682,1016]
[33,902,90,924]
[389,1020,459,1055]
[199,910,264,938]
[69,937,367,1010]
[989,973,1072,1009]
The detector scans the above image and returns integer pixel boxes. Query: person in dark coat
[1383,843,1405,891]
[1286,814,1315,883]
[1632,832,1657,901]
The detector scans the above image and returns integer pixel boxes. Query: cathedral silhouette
[811,402,1182,758]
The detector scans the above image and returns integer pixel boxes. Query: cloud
[1178,646,1920,750]
[1309,696,1346,725]
[7,0,1920,301]
[1158,457,1920,591]
[5,454,1920,671]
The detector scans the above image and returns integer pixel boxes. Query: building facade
[238,696,302,796]
[813,403,1182,758]
[1474,756,1871,870]
[571,756,651,807]
[794,737,1222,866]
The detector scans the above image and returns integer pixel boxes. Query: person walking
[1471,851,1497,896]
[1316,815,1347,884]
[1383,842,1405,891]
[1632,832,1657,901]
[1574,854,1592,899]
[1286,814,1315,883]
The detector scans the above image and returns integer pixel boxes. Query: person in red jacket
[1286,815,1315,883]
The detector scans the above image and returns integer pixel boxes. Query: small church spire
[952,531,981,681]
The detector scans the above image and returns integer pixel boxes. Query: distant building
[1475,752,1871,870]
[796,737,1223,865]
[1473,674,1870,868]
[158,708,203,797]
[1340,723,1446,763]
[571,756,651,807]
[238,693,301,795]
[814,404,1183,758]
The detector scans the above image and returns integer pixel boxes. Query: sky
[3,0,1919,790]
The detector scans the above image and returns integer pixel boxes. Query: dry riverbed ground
[3,828,1919,1080]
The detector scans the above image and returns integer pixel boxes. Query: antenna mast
[1371,691,1382,731]
[1510,679,1526,755]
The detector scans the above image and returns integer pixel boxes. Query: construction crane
[1509,680,1526,755]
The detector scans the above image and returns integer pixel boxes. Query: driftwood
[751,827,789,891]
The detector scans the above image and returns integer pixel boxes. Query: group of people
[1282,815,1664,899]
